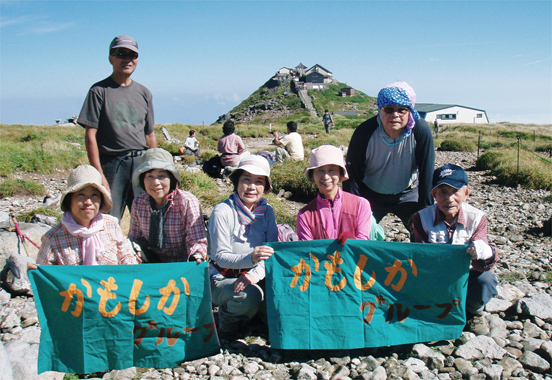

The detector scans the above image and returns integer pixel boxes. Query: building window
[476,114,483,118]
[441,114,456,120]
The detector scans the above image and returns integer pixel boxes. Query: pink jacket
[297,188,372,240]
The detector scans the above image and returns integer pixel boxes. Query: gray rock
[30,215,57,226]
[0,342,14,380]
[403,358,427,374]
[1,254,35,296]
[102,367,137,380]
[18,327,40,344]
[412,344,445,369]
[371,366,386,380]
[4,339,38,380]
[297,363,317,380]
[523,319,545,338]
[455,335,507,360]
[0,222,51,261]
[482,364,503,380]
[519,351,550,373]
[517,293,552,322]
[484,298,512,313]
[488,315,508,339]
[521,337,544,352]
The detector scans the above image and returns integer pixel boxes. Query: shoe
[217,327,240,342]
[466,314,490,336]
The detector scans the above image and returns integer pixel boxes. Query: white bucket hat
[132,148,181,190]
[60,165,113,213]
[229,155,272,192]
[305,145,349,182]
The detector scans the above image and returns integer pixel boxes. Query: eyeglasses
[110,50,138,60]
[382,106,409,116]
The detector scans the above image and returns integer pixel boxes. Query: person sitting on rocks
[208,155,277,341]
[273,121,304,164]
[34,165,140,267]
[297,145,384,241]
[183,130,200,156]
[218,120,249,167]
[129,148,207,263]
[410,164,499,335]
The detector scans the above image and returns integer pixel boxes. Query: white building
[416,103,489,124]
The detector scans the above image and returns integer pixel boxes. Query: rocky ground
[1,150,551,380]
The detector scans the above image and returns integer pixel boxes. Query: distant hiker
[183,130,201,156]
[218,120,249,167]
[322,109,334,134]
[410,164,499,335]
[78,35,157,223]
[344,81,435,229]
[434,119,439,135]
[273,121,304,164]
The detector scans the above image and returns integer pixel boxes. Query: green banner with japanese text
[265,240,471,350]
[29,262,220,374]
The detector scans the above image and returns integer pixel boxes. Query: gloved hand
[467,240,493,261]
[338,231,355,245]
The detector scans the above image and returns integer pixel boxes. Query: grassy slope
[1,122,551,229]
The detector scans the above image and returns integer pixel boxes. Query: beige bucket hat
[132,148,181,190]
[305,145,349,182]
[60,165,113,213]
[229,155,272,192]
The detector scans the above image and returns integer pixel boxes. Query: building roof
[306,64,332,76]
[416,103,486,113]
[296,63,307,70]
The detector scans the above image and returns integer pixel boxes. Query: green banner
[29,262,220,374]
[265,240,471,350]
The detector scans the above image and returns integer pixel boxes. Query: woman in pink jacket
[297,145,373,241]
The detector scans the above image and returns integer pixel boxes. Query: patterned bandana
[231,192,268,240]
[377,81,421,133]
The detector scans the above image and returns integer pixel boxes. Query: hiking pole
[9,212,40,257]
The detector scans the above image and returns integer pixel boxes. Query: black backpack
[203,155,223,178]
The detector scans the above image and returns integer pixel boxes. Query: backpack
[203,155,223,178]
[277,223,299,242]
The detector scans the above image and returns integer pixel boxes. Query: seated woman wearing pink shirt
[217,120,249,167]
[297,145,374,241]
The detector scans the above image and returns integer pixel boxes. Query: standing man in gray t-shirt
[78,35,157,222]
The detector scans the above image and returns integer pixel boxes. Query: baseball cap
[109,35,139,53]
[432,164,469,190]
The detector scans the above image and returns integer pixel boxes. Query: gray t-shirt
[78,76,154,155]
[363,120,418,195]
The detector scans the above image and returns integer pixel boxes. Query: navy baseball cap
[432,164,468,190]
[109,35,138,53]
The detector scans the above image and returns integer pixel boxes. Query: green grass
[439,139,476,152]
[2,121,551,225]
[476,149,552,190]
[0,179,46,197]
[18,207,62,223]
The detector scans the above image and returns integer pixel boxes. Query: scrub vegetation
[1,121,551,228]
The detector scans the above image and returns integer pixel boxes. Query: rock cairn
[1,151,551,380]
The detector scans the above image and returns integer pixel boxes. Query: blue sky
[1,0,551,126]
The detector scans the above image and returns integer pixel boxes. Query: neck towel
[231,192,267,239]
[61,212,105,265]
[147,191,175,253]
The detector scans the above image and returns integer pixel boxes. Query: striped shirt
[37,214,139,266]
[129,189,207,262]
